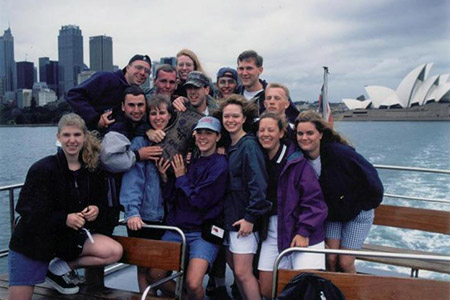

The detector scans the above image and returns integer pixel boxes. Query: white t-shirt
[243,89,263,101]
[307,156,322,178]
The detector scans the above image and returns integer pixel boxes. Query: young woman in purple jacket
[155,116,228,300]
[257,112,328,299]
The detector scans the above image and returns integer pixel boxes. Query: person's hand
[127,216,144,231]
[290,234,309,247]
[66,212,86,230]
[81,205,99,222]
[172,97,188,112]
[97,110,115,129]
[232,219,254,238]
[146,129,166,143]
[156,158,171,182]
[138,146,163,161]
[185,152,192,165]
[217,146,226,155]
[171,154,186,178]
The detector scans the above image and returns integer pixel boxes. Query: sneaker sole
[45,277,79,295]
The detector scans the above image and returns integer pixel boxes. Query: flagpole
[322,66,329,120]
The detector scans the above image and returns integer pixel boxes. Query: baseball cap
[193,116,221,133]
[128,54,152,66]
[184,71,210,88]
[217,67,238,81]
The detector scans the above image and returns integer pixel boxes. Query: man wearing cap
[215,67,238,99]
[172,71,217,116]
[148,64,177,100]
[66,54,152,131]
[236,50,299,123]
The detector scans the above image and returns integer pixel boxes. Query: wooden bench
[359,204,450,277]
[112,224,186,300]
[274,269,450,300]
[272,248,450,300]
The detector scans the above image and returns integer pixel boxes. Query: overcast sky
[1,0,449,102]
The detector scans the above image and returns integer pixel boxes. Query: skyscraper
[58,25,83,95]
[0,27,16,96]
[89,35,113,72]
[39,57,50,82]
[39,57,60,97]
[16,61,34,89]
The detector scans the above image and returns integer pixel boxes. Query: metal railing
[374,164,450,204]
[271,247,450,299]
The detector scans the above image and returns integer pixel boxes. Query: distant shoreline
[0,124,57,127]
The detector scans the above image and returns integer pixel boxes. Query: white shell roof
[365,86,395,108]
[343,63,448,109]
[342,99,372,110]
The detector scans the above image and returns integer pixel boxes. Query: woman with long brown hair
[295,110,383,273]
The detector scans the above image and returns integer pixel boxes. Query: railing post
[9,189,15,234]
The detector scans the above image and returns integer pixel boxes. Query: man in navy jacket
[66,54,151,132]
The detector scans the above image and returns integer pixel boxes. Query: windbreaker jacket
[163,153,228,231]
[120,136,164,223]
[224,133,271,231]
[319,142,384,221]
[66,70,129,130]
[277,145,327,251]
[9,149,107,261]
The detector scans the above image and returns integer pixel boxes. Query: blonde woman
[8,113,122,300]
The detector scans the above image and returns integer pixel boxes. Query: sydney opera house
[339,63,450,121]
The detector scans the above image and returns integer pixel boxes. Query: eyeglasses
[177,62,194,68]
[218,79,236,86]
[133,64,151,75]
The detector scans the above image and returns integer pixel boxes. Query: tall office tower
[39,57,60,97]
[16,61,34,89]
[39,57,50,82]
[160,57,176,67]
[0,27,16,96]
[89,35,113,72]
[58,25,83,95]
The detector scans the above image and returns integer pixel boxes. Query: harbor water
[0,122,449,278]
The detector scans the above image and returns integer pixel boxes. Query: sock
[48,258,71,276]
[214,277,226,287]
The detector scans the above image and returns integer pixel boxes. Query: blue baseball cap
[217,67,238,81]
[193,116,221,133]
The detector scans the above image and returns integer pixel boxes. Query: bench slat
[113,236,181,271]
[373,205,450,234]
[276,270,450,300]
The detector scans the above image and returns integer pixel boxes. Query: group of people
[8,49,384,300]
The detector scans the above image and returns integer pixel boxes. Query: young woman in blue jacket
[295,110,383,273]
[217,95,271,300]
[155,116,228,300]
[256,112,328,298]
[119,94,172,293]
[8,114,123,300]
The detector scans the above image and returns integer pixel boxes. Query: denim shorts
[162,230,219,267]
[8,249,49,286]
[325,209,374,249]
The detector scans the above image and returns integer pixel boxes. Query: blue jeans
[162,231,219,267]
[8,249,49,286]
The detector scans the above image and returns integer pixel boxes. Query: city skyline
[1,0,449,102]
